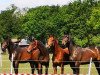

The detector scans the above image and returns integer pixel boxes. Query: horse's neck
[53,40,61,55]
[69,40,75,54]
[37,41,49,56]
[7,41,15,55]
[64,42,70,48]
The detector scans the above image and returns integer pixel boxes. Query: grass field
[0,53,98,75]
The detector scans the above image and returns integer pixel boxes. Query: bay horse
[46,35,69,74]
[1,38,39,74]
[27,38,50,74]
[62,34,100,75]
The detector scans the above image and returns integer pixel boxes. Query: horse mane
[37,40,49,56]
[7,38,19,53]
[54,39,58,44]
[62,35,68,39]
[67,35,76,54]
[97,46,100,50]
[88,45,96,50]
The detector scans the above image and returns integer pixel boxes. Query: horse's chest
[53,52,63,63]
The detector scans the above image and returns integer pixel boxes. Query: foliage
[0,5,21,40]
[0,0,100,46]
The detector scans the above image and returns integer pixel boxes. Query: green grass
[0,54,98,74]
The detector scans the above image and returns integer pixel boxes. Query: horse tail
[95,46,100,60]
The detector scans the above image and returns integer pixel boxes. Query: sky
[0,0,75,11]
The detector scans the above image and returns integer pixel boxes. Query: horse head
[27,38,38,53]
[1,38,15,60]
[1,38,11,52]
[62,35,69,45]
[46,35,58,49]
[62,34,76,56]
[61,34,70,48]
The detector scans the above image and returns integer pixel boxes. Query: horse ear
[32,37,35,42]
[56,40,58,44]
[49,34,54,38]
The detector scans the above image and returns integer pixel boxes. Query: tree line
[0,0,100,47]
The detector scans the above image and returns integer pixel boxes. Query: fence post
[0,53,2,67]
[11,54,13,74]
[88,57,92,75]
[0,43,2,67]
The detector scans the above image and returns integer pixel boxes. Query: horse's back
[95,46,100,60]
[78,47,99,61]
[14,47,31,61]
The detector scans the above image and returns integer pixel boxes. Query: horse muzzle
[1,48,6,52]
[27,50,32,54]
[46,44,50,49]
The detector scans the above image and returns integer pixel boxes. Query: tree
[87,6,100,45]
[0,5,21,40]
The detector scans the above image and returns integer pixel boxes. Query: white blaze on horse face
[1,41,7,49]
[27,41,37,52]
[47,37,54,48]
[62,38,68,45]
[27,44,33,52]
[27,49,31,53]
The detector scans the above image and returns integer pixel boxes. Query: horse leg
[53,64,57,74]
[61,63,64,74]
[35,63,39,73]
[75,66,80,75]
[70,62,79,75]
[94,61,100,75]
[75,62,80,75]
[38,63,42,74]
[29,62,35,74]
[70,62,76,74]
[13,61,19,74]
[44,65,47,74]
[45,62,49,74]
